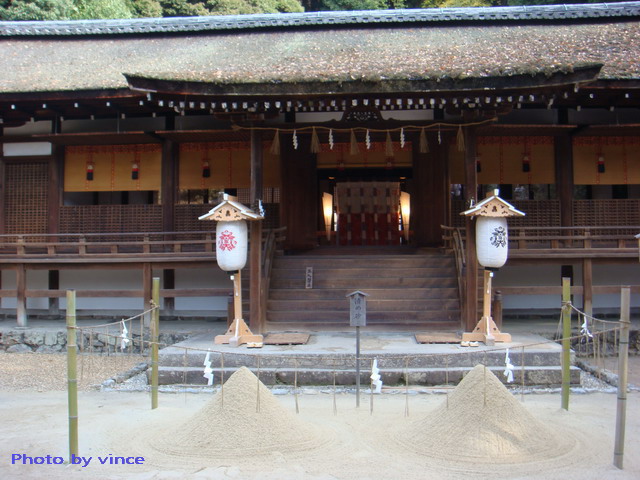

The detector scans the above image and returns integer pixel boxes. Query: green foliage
[0,0,76,20]
[74,0,135,18]
[205,0,303,15]
[0,0,138,19]
[128,0,163,17]
[158,0,209,16]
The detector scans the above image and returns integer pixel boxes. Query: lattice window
[4,162,49,236]
[60,205,162,237]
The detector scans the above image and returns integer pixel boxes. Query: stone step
[271,276,458,289]
[269,287,459,300]
[157,365,581,387]
[266,310,461,323]
[271,267,455,279]
[159,346,571,370]
[273,255,455,269]
[267,298,461,312]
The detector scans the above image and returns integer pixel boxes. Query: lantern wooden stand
[199,194,264,347]
[460,190,525,346]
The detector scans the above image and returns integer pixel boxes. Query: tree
[205,0,303,15]
[0,0,76,20]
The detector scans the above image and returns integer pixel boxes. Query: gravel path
[0,352,145,391]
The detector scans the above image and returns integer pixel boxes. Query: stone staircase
[265,251,461,330]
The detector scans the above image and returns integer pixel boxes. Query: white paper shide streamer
[119,320,130,351]
[503,348,514,383]
[203,352,214,386]
[370,358,383,393]
[580,315,593,338]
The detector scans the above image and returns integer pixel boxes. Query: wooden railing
[0,231,216,261]
[442,225,640,256]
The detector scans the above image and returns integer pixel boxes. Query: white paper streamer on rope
[400,127,405,149]
[203,352,214,386]
[329,129,334,150]
[365,129,371,149]
[119,320,130,351]
[503,348,514,383]
[580,315,593,338]
[371,358,383,394]
[293,129,298,150]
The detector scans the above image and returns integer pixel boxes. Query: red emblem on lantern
[218,230,237,251]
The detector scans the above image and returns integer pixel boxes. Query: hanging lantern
[131,161,139,180]
[476,216,509,269]
[322,192,333,242]
[461,189,525,271]
[461,189,525,345]
[400,191,411,242]
[597,154,605,173]
[202,159,211,178]
[522,154,531,173]
[215,220,248,272]
[199,193,263,273]
[86,161,94,181]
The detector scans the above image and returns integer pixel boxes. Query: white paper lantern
[476,216,508,269]
[216,220,248,272]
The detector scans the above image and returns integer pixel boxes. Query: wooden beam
[554,113,574,229]
[16,264,27,326]
[280,132,317,251]
[163,269,175,313]
[161,138,178,233]
[250,129,264,332]
[463,126,478,332]
[582,258,593,317]
[142,263,152,327]
[412,132,448,247]
[48,270,60,315]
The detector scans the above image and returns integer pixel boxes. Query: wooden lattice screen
[4,162,49,236]
[60,205,162,236]
[574,199,640,233]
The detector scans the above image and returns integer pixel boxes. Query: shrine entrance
[334,181,405,246]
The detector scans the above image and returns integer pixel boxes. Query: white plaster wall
[174,267,230,312]
[3,120,52,136]
[3,142,52,156]
[493,264,563,310]
[494,263,639,313]
[1,269,49,309]
[59,269,144,310]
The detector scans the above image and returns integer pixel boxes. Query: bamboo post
[613,287,630,469]
[561,277,571,411]
[150,277,160,410]
[66,290,79,461]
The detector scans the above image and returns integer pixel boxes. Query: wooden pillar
[0,124,5,234]
[582,258,593,317]
[48,144,63,315]
[142,263,152,327]
[249,129,264,332]
[163,269,175,313]
[161,138,178,233]
[554,115,574,229]
[412,133,448,247]
[48,270,60,316]
[16,264,27,327]
[280,132,317,251]
[463,126,479,332]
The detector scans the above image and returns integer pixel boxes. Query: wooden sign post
[347,290,368,407]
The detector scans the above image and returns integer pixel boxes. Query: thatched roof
[0,3,639,96]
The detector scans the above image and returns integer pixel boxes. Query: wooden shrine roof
[0,3,639,96]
